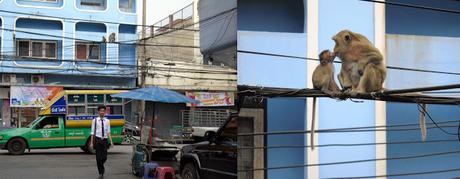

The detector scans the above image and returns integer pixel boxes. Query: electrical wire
[237,50,460,76]
[325,167,460,179]
[359,0,460,15]
[0,9,198,31]
[237,139,459,150]
[237,150,460,172]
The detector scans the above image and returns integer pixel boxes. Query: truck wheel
[181,163,199,179]
[7,138,26,155]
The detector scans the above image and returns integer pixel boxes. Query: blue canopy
[111,86,200,104]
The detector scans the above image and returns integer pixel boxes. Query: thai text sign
[186,91,234,107]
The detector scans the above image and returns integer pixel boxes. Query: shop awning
[111,86,200,104]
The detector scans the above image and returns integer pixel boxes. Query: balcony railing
[139,3,194,39]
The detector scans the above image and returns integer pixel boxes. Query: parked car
[122,121,140,144]
[179,114,237,179]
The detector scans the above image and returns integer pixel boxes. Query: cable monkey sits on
[332,30,386,95]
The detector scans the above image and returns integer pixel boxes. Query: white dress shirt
[91,117,111,139]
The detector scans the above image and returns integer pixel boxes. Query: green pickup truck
[0,90,125,155]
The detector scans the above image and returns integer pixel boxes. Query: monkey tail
[419,104,427,141]
[311,97,317,150]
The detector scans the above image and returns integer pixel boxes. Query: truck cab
[0,115,65,154]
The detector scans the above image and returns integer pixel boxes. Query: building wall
[317,0,378,178]
[386,0,460,178]
[237,0,383,178]
[141,1,237,92]
[238,0,304,33]
[237,0,308,178]
[267,98,307,178]
[0,0,138,88]
[198,0,236,55]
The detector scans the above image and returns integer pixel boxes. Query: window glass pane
[32,42,43,57]
[36,117,59,130]
[88,45,100,60]
[217,118,237,143]
[81,0,103,6]
[68,106,85,115]
[68,94,85,104]
[18,41,30,57]
[87,94,104,103]
[76,106,86,115]
[45,43,56,58]
[76,44,87,60]
[107,105,122,115]
[120,0,134,12]
[87,107,98,115]
[106,95,122,103]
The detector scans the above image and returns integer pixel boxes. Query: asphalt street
[0,145,168,179]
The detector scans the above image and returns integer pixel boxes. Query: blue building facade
[237,0,460,178]
[0,0,138,127]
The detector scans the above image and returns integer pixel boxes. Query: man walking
[90,106,114,178]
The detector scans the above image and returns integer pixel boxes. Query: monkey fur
[332,30,386,94]
[312,50,341,95]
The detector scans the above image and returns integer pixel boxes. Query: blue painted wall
[267,98,306,179]
[238,0,304,33]
[237,1,308,178]
[0,0,138,88]
[386,0,460,178]
[16,0,64,7]
[237,31,307,89]
[387,103,460,178]
[318,0,376,178]
[386,0,460,37]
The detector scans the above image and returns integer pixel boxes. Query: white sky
[141,0,194,25]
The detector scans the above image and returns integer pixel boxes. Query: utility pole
[139,0,148,143]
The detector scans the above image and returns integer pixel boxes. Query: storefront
[10,86,63,128]
[0,88,9,127]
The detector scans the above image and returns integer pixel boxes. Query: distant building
[0,0,138,127]
[138,0,237,138]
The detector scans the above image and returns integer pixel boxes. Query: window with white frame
[28,0,58,3]
[76,43,101,61]
[81,0,104,6]
[17,40,57,59]
[119,0,135,13]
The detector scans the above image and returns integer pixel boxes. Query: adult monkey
[332,30,386,94]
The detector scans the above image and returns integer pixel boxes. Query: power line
[0,9,199,31]
[237,124,459,137]
[0,59,236,81]
[237,50,460,76]
[237,139,459,150]
[0,26,201,48]
[141,8,237,41]
[238,150,460,172]
[0,55,237,75]
[326,167,460,179]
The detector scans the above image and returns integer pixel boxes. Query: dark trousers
[95,137,108,175]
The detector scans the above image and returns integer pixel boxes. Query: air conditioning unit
[31,75,45,85]
[2,74,17,84]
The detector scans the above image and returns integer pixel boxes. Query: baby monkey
[312,50,341,95]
